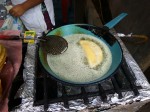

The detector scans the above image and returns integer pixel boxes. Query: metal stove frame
[33,44,141,111]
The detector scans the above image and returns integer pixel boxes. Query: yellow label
[23,31,36,43]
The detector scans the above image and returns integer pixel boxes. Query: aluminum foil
[11,32,150,112]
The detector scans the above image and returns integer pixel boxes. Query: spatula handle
[0,35,20,40]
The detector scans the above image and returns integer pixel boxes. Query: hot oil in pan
[46,34,112,83]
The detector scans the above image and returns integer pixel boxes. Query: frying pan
[39,13,127,85]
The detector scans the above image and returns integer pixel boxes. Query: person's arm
[9,0,44,17]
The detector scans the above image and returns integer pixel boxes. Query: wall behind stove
[109,0,150,72]
[74,0,150,72]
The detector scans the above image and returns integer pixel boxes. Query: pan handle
[104,13,128,29]
[116,33,149,44]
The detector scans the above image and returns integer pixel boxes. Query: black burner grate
[33,45,141,111]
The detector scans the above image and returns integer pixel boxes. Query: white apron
[11,0,55,33]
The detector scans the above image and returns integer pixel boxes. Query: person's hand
[0,39,22,112]
[9,4,27,17]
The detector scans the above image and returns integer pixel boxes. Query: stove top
[8,36,150,112]
[33,46,141,111]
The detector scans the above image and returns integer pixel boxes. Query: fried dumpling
[79,40,103,68]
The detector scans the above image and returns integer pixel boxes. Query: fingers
[9,4,26,17]
[9,8,16,16]
[9,8,13,14]
[9,8,16,17]
[9,6,23,17]
[9,9,19,17]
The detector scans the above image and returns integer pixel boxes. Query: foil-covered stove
[10,32,150,112]
[33,48,141,110]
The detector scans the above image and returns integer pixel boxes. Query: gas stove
[33,45,141,111]
[9,34,150,112]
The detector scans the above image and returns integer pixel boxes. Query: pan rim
[39,24,123,86]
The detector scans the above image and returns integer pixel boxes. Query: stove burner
[33,45,141,111]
